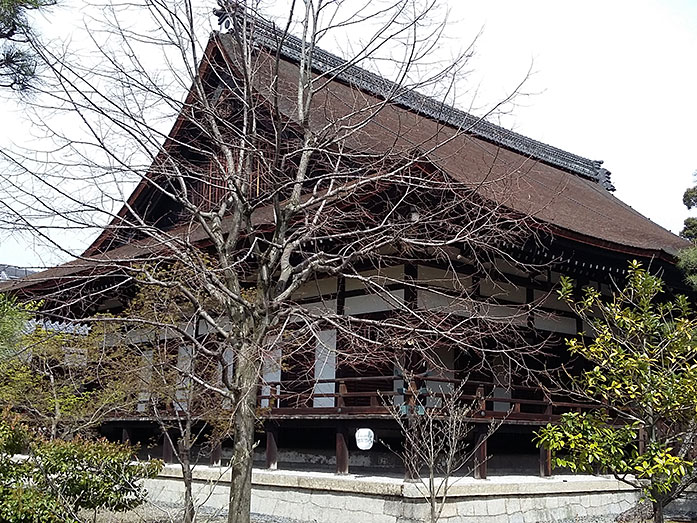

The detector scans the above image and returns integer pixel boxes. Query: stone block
[518,496,541,513]
[383,499,403,517]
[456,500,476,517]
[400,500,428,521]
[437,500,457,520]
[505,497,521,514]
[486,498,507,516]
[589,494,604,507]
[471,499,489,516]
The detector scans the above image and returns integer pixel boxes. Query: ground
[92,504,302,523]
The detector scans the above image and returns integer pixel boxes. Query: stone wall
[145,465,641,523]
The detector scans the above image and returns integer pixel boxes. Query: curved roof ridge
[214,5,615,191]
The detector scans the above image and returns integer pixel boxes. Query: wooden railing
[257,374,591,423]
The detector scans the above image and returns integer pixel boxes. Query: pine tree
[0,0,52,90]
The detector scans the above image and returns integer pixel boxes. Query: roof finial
[213,1,243,32]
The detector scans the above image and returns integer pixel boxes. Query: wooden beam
[473,425,487,480]
[336,426,349,475]
[266,424,278,470]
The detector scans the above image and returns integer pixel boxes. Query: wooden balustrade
[256,374,592,423]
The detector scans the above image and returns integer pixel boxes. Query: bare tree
[382,372,505,523]
[0,2,548,522]
[122,269,231,523]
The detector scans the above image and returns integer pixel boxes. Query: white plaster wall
[479,303,527,325]
[534,314,577,335]
[314,330,337,408]
[425,345,455,408]
[344,289,404,315]
[480,279,527,303]
[175,344,193,411]
[301,298,338,316]
[137,349,153,413]
[293,277,338,300]
[417,289,473,316]
[492,386,512,412]
[416,265,473,316]
[260,346,281,408]
[221,347,234,410]
[533,289,572,313]
[345,266,405,292]
[417,265,472,291]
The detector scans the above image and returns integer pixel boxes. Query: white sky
[1,0,696,269]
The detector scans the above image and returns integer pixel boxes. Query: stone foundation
[145,465,641,523]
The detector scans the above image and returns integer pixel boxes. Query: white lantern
[355,428,375,450]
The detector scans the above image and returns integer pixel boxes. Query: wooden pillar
[336,426,349,475]
[476,384,486,417]
[543,391,553,419]
[539,445,552,477]
[473,424,487,480]
[337,381,347,408]
[404,263,417,306]
[526,276,535,329]
[162,431,173,464]
[638,426,646,455]
[266,424,278,470]
[210,441,222,466]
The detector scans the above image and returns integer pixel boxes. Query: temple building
[2,6,689,481]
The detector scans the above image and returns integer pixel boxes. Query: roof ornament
[597,167,615,191]
[590,160,615,191]
[213,1,243,33]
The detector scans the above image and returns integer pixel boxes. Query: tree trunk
[429,472,437,523]
[180,419,195,523]
[653,500,664,523]
[227,395,256,523]
[182,463,195,523]
[227,342,259,523]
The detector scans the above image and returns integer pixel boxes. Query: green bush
[0,414,162,522]
[33,438,162,513]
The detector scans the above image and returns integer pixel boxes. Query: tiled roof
[214,6,614,191]
[215,8,685,257]
[24,318,90,335]
[0,265,34,281]
[2,7,684,294]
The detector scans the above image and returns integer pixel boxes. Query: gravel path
[93,503,308,523]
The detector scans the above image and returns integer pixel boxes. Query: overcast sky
[1,0,696,269]
[446,0,697,236]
